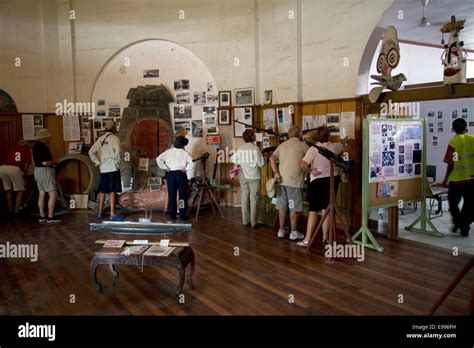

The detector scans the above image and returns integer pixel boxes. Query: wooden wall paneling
[301,103,314,116]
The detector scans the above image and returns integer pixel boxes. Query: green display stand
[353,118,442,253]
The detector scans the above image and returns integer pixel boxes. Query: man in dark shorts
[32,129,61,223]
[89,121,123,221]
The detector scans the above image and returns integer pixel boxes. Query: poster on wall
[302,115,318,131]
[22,114,43,140]
[192,120,203,137]
[81,117,91,145]
[263,108,276,133]
[461,107,469,120]
[193,92,206,105]
[174,80,190,91]
[108,104,121,117]
[276,108,292,133]
[207,82,216,94]
[174,120,191,132]
[451,108,459,119]
[173,106,192,119]
[369,121,423,183]
[340,112,355,139]
[234,107,253,137]
[326,113,340,135]
[63,115,81,141]
[68,142,83,154]
[176,92,190,104]
[143,69,159,78]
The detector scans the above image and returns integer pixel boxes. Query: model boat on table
[89,221,192,235]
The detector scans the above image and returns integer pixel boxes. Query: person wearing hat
[89,120,123,221]
[32,128,60,223]
[0,139,32,215]
[231,129,264,228]
[442,118,474,237]
[156,136,195,222]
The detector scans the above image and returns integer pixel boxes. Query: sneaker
[97,212,106,220]
[38,216,47,223]
[277,229,289,238]
[46,218,62,224]
[289,231,304,241]
[109,215,124,221]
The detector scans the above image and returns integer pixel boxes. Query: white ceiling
[379,0,474,49]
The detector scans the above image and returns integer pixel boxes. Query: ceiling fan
[419,0,431,27]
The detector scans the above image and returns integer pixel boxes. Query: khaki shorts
[34,167,57,192]
[0,165,25,191]
[276,185,304,212]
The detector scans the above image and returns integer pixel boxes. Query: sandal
[296,240,309,247]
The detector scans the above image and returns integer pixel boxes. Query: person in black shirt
[32,129,60,223]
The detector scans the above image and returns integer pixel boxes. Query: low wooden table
[90,246,195,295]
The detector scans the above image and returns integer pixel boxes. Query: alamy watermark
[55,99,96,118]
[217,147,258,164]
[380,99,420,118]
[324,242,365,262]
[0,242,38,262]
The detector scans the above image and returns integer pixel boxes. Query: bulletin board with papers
[367,119,424,206]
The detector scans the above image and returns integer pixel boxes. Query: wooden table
[90,246,195,295]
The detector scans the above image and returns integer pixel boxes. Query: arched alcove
[0,89,18,113]
[90,39,221,187]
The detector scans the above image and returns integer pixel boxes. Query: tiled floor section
[370,200,473,255]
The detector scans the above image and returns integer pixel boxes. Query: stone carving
[118,85,174,188]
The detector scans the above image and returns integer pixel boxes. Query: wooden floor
[0,207,472,315]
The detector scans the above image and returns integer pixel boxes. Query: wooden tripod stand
[307,161,351,249]
[192,157,224,221]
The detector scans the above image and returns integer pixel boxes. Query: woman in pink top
[298,126,343,247]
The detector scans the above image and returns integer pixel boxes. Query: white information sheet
[63,116,81,141]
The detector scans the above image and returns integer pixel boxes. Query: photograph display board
[369,120,423,183]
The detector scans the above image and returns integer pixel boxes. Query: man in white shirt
[156,136,195,222]
[89,121,123,221]
[233,129,264,228]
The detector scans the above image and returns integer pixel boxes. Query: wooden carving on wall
[441,16,468,85]
[369,26,407,103]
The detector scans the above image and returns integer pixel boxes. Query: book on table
[103,240,126,248]
[121,245,149,255]
[143,246,176,257]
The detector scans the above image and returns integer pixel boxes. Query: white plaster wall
[1,0,396,113]
[301,0,393,101]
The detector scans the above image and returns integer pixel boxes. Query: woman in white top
[234,129,264,228]
[298,126,343,247]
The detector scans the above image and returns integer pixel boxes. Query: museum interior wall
[0,0,394,207]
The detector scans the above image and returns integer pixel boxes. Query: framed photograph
[147,177,163,186]
[218,109,231,125]
[138,158,149,171]
[234,88,255,106]
[219,91,231,108]
[264,90,272,105]
[234,107,253,137]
